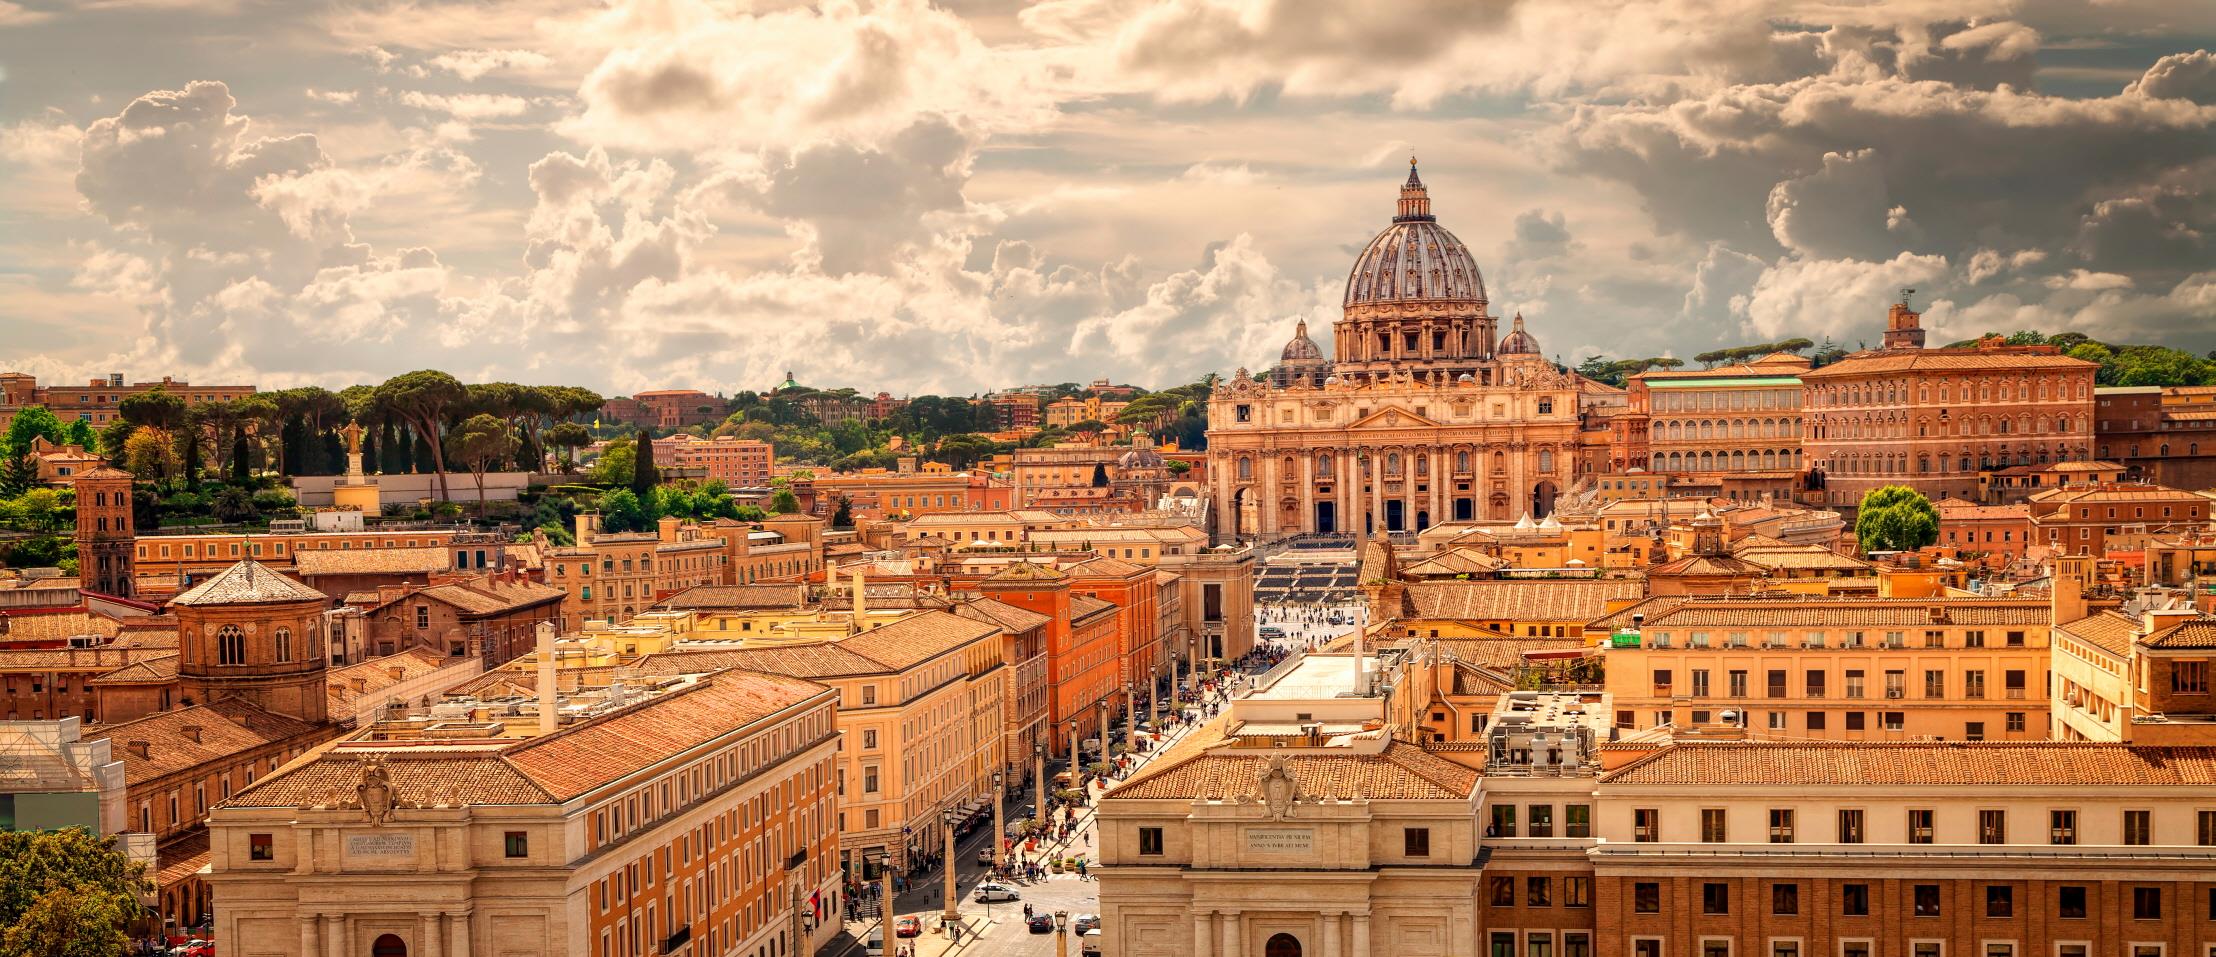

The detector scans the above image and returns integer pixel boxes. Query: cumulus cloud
[2128,49,2216,104]
[397,90,531,120]
[427,47,553,81]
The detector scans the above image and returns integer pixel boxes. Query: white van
[1081,928,1104,955]
[864,927,885,957]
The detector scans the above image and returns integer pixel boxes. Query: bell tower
[1882,288,1926,350]
[72,465,136,598]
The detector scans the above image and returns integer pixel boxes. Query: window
[273,627,291,663]
[216,625,246,665]
[1564,934,1591,957]
[2050,809,2076,845]
[505,831,529,858]
[1491,876,1516,907]
[1491,804,1518,836]
[1845,711,1865,731]
[1913,884,1941,917]
[1634,809,1660,842]
[2006,711,2026,732]
[1772,883,1800,915]
[1838,809,1864,844]
[1404,827,1431,857]
[1635,943,1664,957]
[1841,883,1870,916]
[249,833,273,861]
[2199,810,2216,847]
[1529,805,1554,837]
[1528,876,1552,907]
[416,605,431,629]
[1703,882,1730,915]
[2123,809,2152,846]
[1703,941,1732,957]
[1565,804,1591,838]
[1908,809,1934,844]
[2133,886,2162,920]
[1634,882,1661,913]
[1978,809,2006,844]
[1773,944,1800,957]
[1564,877,1591,907]
[1986,884,2013,918]
[2177,660,2209,694]
[1701,808,1728,842]
[1138,827,1163,855]
[1769,809,1795,843]
[1493,933,1517,957]
[2058,885,2087,919]
[1912,946,1941,957]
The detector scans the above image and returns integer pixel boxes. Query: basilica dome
[1280,320,1326,362]
[1342,161,1487,309]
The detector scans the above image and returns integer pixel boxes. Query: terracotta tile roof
[167,560,328,607]
[2144,618,2216,650]
[1111,739,1479,801]
[502,669,828,800]
[1065,555,1149,578]
[0,646,174,674]
[839,610,1002,670]
[226,753,557,808]
[85,653,179,686]
[2057,611,2138,657]
[231,669,829,808]
[954,597,1051,634]
[1402,549,1507,576]
[372,578,565,616]
[73,465,135,481]
[1602,741,2216,786]
[1398,580,1642,622]
[1735,549,1872,572]
[1586,596,1692,633]
[1650,554,1763,577]
[984,562,1066,583]
[95,700,331,787]
[1452,663,1516,695]
[291,547,453,578]
[0,609,123,641]
[155,830,209,887]
[326,648,453,710]
[637,643,887,680]
[1436,637,1586,672]
[1639,597,2048,628]
[653,584,810,611]
[1799,349,2096,377]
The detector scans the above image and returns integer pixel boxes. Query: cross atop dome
[1396,153,1433,222]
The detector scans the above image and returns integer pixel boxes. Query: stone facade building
[1800,301,2097,507]
[1208,162,1585,540]
[1624,354,1809,501]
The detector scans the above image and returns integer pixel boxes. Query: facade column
[448,911,472,957]
[1351,913,1370,957]
[324,915,345,957]
[1299,453,1316,535]
[1322,912,1344,957]
[1193,910,1215,957]
[420,913,445,957]
[299,915,320,957]
[1257,454,1277,538]
[1369,456,1387,539]
[1401,445,1419,531]
[1338,452,1356,537]
[1428,448,1445,530]
[1220,909,1240,957]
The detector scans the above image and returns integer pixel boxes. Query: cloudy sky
[1,0,2212,397]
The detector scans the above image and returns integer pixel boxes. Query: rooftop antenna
[1899,287,1915,308]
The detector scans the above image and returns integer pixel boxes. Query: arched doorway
[1532,481,1558,518]
[373,935,408,957]
[1415,510,1430,532]
[1266,933,1303,957]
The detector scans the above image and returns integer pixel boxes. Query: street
[817,601,1360,957]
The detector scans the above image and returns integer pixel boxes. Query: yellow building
[1595,596,2052,740]
[632,609,1008,874]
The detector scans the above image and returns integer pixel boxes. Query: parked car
[1258,626,1285,639]
[1081,929,1105,956]
[973,882,1021,902]
[864,927,884,957]
[1073,914,1101,934]
[894,916,922,939]
[1027,914,1055,934]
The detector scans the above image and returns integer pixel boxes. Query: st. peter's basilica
[1207,160,1587,540]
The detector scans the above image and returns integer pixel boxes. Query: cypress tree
[631,427,658,497]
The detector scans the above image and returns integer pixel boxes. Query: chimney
[386,665,406,680]
[2143,607,2198,637]
[126,740,149,760]
[851,568,867,630]
[2051,572,2087,624]
[536,622,559,735]
[178,725,202,744]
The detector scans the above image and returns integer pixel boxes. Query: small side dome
[1456,372,1476,385]
[1497,312,1540,355]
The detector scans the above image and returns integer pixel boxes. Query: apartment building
[540,515,822,629]
[132,528,472,586]
[634,609,1006,875]
[2096,385,2216,489]
[206,668,842,957]
[1626,352,1808,486]
[1598,597,2052,741]
[652,435,772,485]
[0,372,254,430]
[2028,480,2210,555]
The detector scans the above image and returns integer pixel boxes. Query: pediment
[1347,406,1443,430]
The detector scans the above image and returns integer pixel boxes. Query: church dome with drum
[1206,159,1592,541]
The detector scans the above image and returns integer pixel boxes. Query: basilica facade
[1206,161,1583,541]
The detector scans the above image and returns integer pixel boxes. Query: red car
[895,916,922,939]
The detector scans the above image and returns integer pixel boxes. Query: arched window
[1266,933,1303,957]
[1237,458,1253,481]
[1317,453,1334,473]
[1454,451,1469,472]
[1538,450,1554,473]
[216,625,246,666]
[1385,453,1401,476]
[274,627,292,663]
[372,935,408,957]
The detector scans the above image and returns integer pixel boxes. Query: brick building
[2027,480,2210,556]
[1800,302,2097,508]
[652,434,773,485]
[2096,385,2216,490]
[357,573,566,664]
[0,372,255,430]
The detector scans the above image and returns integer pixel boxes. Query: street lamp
[991,769,1006,873]
[1032,743,1048,831]
[1054,909,1070,957]
[940,806,960,924]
